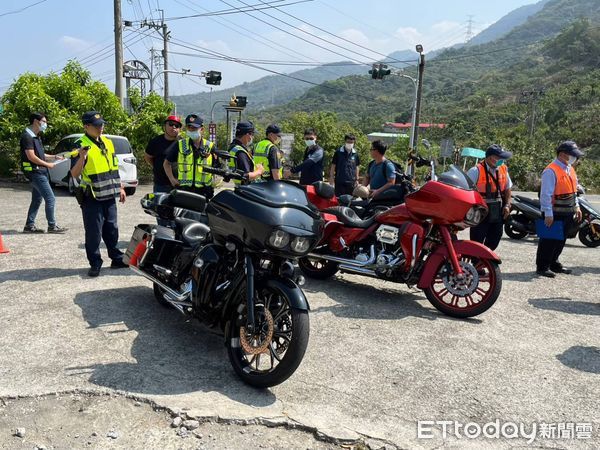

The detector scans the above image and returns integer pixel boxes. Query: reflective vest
[78,135,121,201]
[476,163,508,204]
[229,144,253,185]
[177,138,214,187]
[253,139,283,180]
[547,161,577,213]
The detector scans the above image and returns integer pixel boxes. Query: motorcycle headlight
[290,236,311,253]
[464,206,487,226]
[268,230,290,249]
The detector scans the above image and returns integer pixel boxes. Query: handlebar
[201,165,248,183]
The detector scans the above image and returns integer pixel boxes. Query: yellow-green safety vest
[229,144,253,185]
[177,138,214,187]
[78,135,121,201]
[253,139,283,180]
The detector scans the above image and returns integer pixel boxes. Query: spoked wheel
[504,212,528,239]
[298,256,339,279]
[226,285,309,388]
[424,256,502,318]
[579,223,600,248]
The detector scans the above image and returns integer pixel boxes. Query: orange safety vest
[547,161,577,213]
[476,163,508,203]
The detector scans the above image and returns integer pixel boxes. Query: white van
[48,134,138,196]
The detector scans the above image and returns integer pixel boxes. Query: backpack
[368,159,404,185]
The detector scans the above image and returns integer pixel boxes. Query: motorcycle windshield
[437,165,476,191]
[236,181,320,218]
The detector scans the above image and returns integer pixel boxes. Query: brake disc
[240,309,274,355]
[442,261,479,296]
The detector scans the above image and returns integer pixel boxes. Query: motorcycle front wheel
[226,284,309,388]
[579,223,600,248]
[298,256,339,279]
[424,256,502,318]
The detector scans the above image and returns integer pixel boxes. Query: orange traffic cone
[0,231,9,254]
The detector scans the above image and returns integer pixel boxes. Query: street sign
[279,133,295,158]
[440,139,454,158]
[208,122,217,143]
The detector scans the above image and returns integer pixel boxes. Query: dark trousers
[81,197,123,268]
[470,219,504,251]
[536,214,574,271]
[334,182,355,197]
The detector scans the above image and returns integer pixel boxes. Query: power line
[0,0,47,18]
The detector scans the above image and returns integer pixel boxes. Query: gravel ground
[0,181,599,449]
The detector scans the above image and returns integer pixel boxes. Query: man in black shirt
[144,114,181,194]
[329,133,361,196]
[20,112,67,234]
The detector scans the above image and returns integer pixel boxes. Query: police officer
[466,144,513,251]
[285,128,324,185]
[70,111,127,277]
[163,113,219,200]
[21,112,68,234]
[329,134,360,196]
[228,121,264,184]
[536,141,584,278]
[253,124,283,181]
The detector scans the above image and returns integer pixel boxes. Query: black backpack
[367,159,404,185]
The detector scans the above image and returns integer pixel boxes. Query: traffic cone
[0,231,9,254]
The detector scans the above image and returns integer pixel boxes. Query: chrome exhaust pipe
[308,245,376,267]
[129,265,191,307]
[339,264,376,276]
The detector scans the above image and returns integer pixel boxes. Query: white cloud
[337,28,371,47]
[59,36,92,52]
[431,20,461,34]
[393,27,423,48]
[195,39,232,56]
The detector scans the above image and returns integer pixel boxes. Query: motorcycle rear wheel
[424,257,502,318]
[153,283,172,308]
[226,284,309,388]
[579,224,600,248]
[504,212,528,240]
[298,256,339,279]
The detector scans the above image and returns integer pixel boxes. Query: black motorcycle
[504,187,600,247]
[124,166,323,387]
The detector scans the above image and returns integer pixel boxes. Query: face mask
[495,159,504,167]
[567,155,577,165]
[305,139,315,147]
[39,122,48,133]
[186,130,200,140]
[345,143,354,151]
[248,137,254,145]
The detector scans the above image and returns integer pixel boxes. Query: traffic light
[369,63,380,79]
[235,96,247,108]
[379,64,391,78]
[205,70,222,86]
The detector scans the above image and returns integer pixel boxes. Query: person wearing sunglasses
[144,115,182,197]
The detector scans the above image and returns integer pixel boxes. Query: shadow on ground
[304,277,483,324]
[71,286,277,406]
[0,267,134,283]
[557,346,600,374]
[528,297,600,316]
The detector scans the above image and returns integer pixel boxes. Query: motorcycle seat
[168,189,207,213]
[516,196,540,208]
[324,206,376,229]
[181,221,210,246]
[312,181,335,200]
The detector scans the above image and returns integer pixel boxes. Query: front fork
[439,226,463,275]
[245,254,256,334]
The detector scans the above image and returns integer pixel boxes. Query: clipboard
[535,219,564,240]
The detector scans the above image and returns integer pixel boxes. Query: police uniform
[331,145,360,196]
[229,122,255,185]
[253,124,283,181]
[536,141,583,277]
[467,145,513,251]
[166,136,217,199]
[73,111,126,276]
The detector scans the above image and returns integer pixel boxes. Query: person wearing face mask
[285,128,324,186]
[228,121,264,184]
[21,112,68,234]
[163,113,219,199]
[253,124,283,181]
[329,134,360,196]
[466,144,513,251]
[535,140,584,278]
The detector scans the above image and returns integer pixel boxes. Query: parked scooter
[301,165,502,318]
[125,165,322,387]
[504,186,600,247]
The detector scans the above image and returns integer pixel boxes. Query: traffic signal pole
[412,51,426,154]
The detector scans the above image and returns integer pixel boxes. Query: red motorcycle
[301,165,502,318]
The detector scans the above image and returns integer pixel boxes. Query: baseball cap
[486,144,512,160]
[185,113,204,128]
[236,121,254,135]
[556,140,584,158]
[266,124,282,136]
[165,114,182,125]
[82,111,106,126]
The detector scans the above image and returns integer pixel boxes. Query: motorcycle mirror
[215,150,235,160]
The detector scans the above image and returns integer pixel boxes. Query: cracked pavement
[0,182,599,449]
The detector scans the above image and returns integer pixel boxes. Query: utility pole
[141,10,170,102]
[114,0,124,105]
[412,46,426,154]
[465,15,475,43]
[519,87,545,139]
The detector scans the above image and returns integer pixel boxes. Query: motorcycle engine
[376,253,394,267]
[376,225,400,245]
[356,252,370,263]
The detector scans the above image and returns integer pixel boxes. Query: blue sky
[0,0,540,97]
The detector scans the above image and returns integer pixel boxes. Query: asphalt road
[0,182,599,449]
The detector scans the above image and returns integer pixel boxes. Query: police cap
[185,113,204,128]
[556,140,584,158]
[82,111,106,126]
